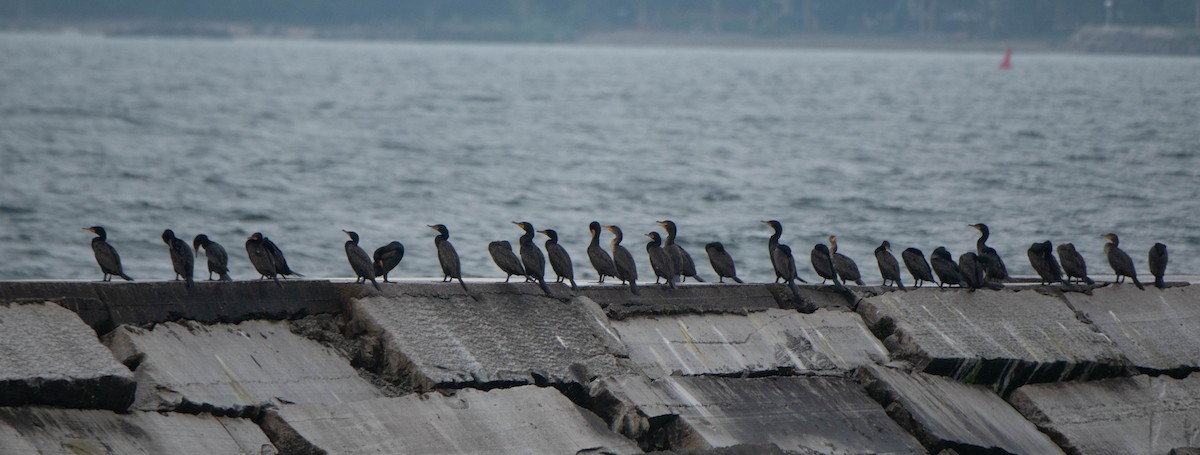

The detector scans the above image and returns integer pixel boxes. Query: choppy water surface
[2,33,1198,282]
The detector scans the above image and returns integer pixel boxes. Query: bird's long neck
[520,229,534,245]
[664,225,677,245]
[830,238,838,254]
[768,228,780,250]
[435,233,448,244]
[976,228,989,250]
[610,231,623,247]
[590,229,601,248]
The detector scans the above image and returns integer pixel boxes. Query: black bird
[958,252,985,290]
[773,244,805,300]
[645,232,677,289]
[540,229,578,290]
[587,221,618,283]
[829,236,865,286]
[875,241,905,289]
[372,241,405,283]
[162,229,194,289]
[1149,243,1168,289]
[930,247,962,289]
[763,220,808,284]
[429,224,469,292]
[488,240,526,282]
[245,233,281,287]
[260,233,301,278]
[657,220,704,283]
[1103,233,1144,290]
[605,225,640,295]
[970,223,1009,282]
[193,234,232,282]
[1027,241,1065,285]
[514,221,552,296]
[84,226,133,281]
[343,230,380,291]
[704,242,743,284]
[901,248,936,288]
[810,243,838,284]
[1057,243,1094,285]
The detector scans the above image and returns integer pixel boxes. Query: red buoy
[999,48,1012,70]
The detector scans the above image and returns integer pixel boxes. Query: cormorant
[540,229,578,291]
[810,243,838,284]
[514,221,552,295]
[193,234,232,282]
[958,252,984,290]
[343,230,380,290]
[657,220,704,283]
[259,233,301,278]
[901,247,936,288]
[84,226,133,281]
[1149,243,1168,289]
[970,223,1009,282]
[1026,241,1065,285]
[245,232,281,287]
[930,247,962,289]
[773,244,804,300]
[704,242,743,284]
[587,221,618,283]
[1056,243,1094,285]
[829,236,865,286]
[162,229,194,289]
[875,241,905,289]
[645,232,677,289]
[488,240,526,282]
[605,225,640,295]
[1103,233,1144,290]
[763,220,808,284]
[372,241,404,283]
[429,224,469,292]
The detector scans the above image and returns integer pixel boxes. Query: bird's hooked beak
[427,225,438,231]
[537,230,548,235]
[342,230,353,238]
[645,233,654,238]
[82,227,93,233]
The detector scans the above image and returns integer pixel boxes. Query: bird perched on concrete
[958,252,984,290]
[1103,233,1144,290]
[970,223,1009,283]
[488,240,526,283]
[84,226,133,282]
[645,231,677,289]
[657,220,704,283]
[514,221,551,296]
[930,247,962,289]
[245,232,281,287]
[260,234,301,279]
[1057,243,1094,285]
[193,234,232,282]
[372,241,404,283]
[810,242,838,285]
[1149,242,1168,289]
[704,242,743,284]
[540,229,578,290]
[875,241,904,289]
[162,229,194,290]
[586,221,618,283]
[901,247,936,288]
[605,225,639,295]
[343,230,380,291]
[762,220,808,284]
[829,235,865,286]
[429,224,469,292]
[1026,241,1065,285]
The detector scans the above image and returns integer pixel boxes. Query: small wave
[1016,130,1045,139]
[0,204,35,215]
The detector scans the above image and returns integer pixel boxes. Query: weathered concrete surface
[858,288,1130,394]
[611,308,888,378]
[349,283,634,390]
[589,375,925,454]
[578,284,783,319]
[105,320,380,414]
[0,281,344,334]
[0,407,275,454]
[262,385,640,454]
[0,301,134,410]
[1010,374,1200,455]
[858,364,1064,454]
[1063,285,1200,374]
[765,284,860,312]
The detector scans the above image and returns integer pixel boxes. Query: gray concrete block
[589,375,925,454]
[0,282,108,329]
[0,407,275,454]
[261,385,640,454]
[0,301,134,410]
[611,308,888,378]
[105,320,380,414]
[1063,285,1200,374]
[1010,375,1200,455]
[578,284,784,320]
[349,283,634,389]
[858,288,1130,394]
[858,364,1063,454]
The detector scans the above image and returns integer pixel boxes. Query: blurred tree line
[6,0,1200,39]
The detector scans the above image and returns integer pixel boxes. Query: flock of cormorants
[83,221,1172,296]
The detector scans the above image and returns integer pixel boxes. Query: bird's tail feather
[1133,276,1145,290]
[691,275,705,283]
[219,272,232,282]
[119,272,134,281]
[569,277,578,291]
[732,276,744,284]
[629,280,640,296]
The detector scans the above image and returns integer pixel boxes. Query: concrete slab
[589,375,925,454]
[611,308,888,378]
[0,301,134,410]
[1063,285,1200,374]
[857,288,1130,394]
[858,364,1063,454]
[261,385,640,455]
[348,283,634,390]
[765,284,860,312]
[578,284,783,320]
[0,282,108,330]
[105,320,380,414]
[1010,375,1200,455]
[0,407,274,454]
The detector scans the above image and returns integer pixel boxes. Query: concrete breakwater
[1,279,1198,454]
